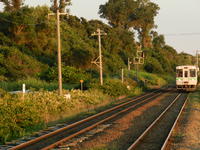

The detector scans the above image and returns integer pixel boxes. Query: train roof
[176,65,199,70]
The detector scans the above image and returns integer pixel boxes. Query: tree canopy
[0,2,195,82]
[99,0,159,48]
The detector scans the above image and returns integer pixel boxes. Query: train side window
[176,69,183,77]
[190,69,196,77]
[185,71,188,77]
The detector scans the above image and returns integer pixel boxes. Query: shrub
[41,66,91,84]
[0,89,110,144]
[99,79,129,97]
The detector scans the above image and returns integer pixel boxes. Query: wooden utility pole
[49,9,67,95]
[91,28,107,85]
[196,50,200,67]
[121,68,124,83]
[128,58,131,70]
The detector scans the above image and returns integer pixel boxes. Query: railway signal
[133,44,145,81]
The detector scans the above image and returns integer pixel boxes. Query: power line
[164,32,200,36]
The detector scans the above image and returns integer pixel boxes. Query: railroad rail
[8,87,171,150]
[127,92,188,150]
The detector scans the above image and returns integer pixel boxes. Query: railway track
[6,87,172,150]
[127,92,188,150]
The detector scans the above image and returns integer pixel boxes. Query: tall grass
[124,69,167,88]
[0,78,79,91]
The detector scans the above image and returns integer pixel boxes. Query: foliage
[99,0,160,48]
[144,57,164,73]
[41,66,91,83]
[0,89,110,144]
[0,0,24,12]
[99,79,129,97]
[0,46,46,79]
[0,78,79,91]
[124,69,167,88]
[0,5,193,82]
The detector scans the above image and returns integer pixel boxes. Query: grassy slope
[0,72,172,144]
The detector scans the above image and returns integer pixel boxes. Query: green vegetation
[0,89,109,143]
[0,78,79,91]
[188,87,200,106]
[0,72,168,144]
[99,79,130,97]
[0,1,194,83]
[0,0,197,145]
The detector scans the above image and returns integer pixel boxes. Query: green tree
[0,0,24,11]
[99,0,138,29]
[99,0,159,48]
[50,0,71,13]
[131,0,159,48]
[151,31,165,49]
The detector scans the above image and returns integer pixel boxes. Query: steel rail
[10,87,169,150]
[42,91,165,150]
[161,93,189,150]
[127,93,182,150]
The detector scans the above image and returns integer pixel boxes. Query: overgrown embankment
[0,72,171,144]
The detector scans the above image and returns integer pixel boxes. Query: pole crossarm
[91,56,101,68]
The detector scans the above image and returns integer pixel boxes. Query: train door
[183,69,189,84]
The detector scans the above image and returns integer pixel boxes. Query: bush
[0,89,110,144]
[41,66,91,84]
[99,79,129,97]
[144,57,164,74]
[0,94,44,143]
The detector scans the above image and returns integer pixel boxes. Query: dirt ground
[74,91,173,150]
[170,92,200,150]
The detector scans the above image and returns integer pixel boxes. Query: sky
[0,0,200,55]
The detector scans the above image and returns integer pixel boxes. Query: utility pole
[196,50,200,67]
[121,68,124,83]
[91,28,107,85]
[48,9,67,96]
[128,58,131,70]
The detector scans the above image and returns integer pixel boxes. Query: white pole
[197,50,199,67]
[57,9,63,96]
[22,84,26,93]
[122,68,124,83]
[98,28,103,86]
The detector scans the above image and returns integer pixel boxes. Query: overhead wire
[163,33,200,36]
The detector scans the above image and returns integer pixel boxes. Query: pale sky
[0,0,200,55]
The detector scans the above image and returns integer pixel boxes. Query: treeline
[0,0,195,82]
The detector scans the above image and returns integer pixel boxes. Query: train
[176,65,199,91]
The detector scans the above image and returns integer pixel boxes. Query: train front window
[185,71,188,77]
[190,69,196,77]
[176,69,183,77]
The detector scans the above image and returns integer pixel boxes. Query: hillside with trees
[0,0,197,144]
[0,0,194,84]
